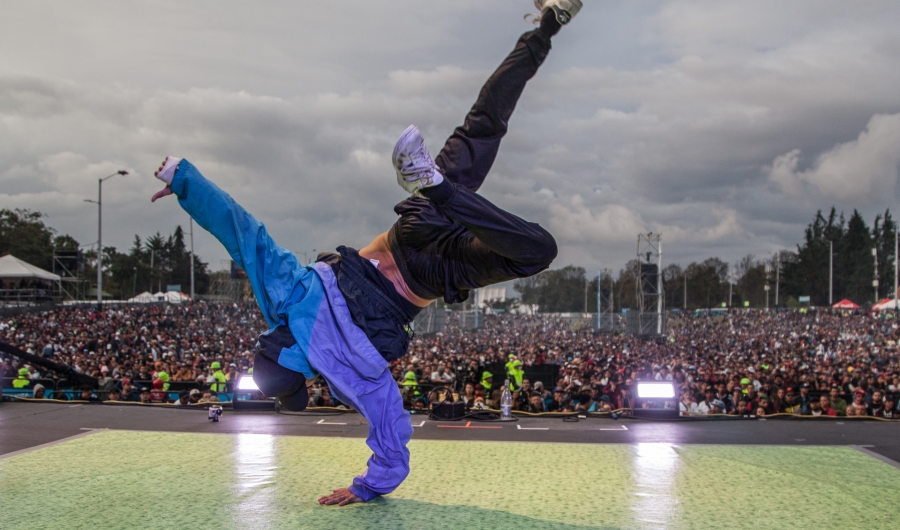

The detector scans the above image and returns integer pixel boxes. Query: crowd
[0,302,264,401]
[396,309,900,418]
[2,303,900,418]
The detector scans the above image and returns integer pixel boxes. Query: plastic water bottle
[500,379,513,419]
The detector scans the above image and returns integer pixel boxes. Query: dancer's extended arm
[152,158,311,328]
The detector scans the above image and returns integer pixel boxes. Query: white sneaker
[392,125,443,196]
[527,0,582,25]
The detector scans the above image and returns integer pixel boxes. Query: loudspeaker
[640,263,658,295]
[430,401,466,420]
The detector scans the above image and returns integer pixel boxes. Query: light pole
[728,269,733,308]
[829,240,833,307]
[775,253,780,307]
[189,217,195,300]
[894,228,898,309]
[583,278,588,314]
[85,170,128,306]
[873,247,879,304]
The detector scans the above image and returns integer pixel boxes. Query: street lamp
[84,170,129,306]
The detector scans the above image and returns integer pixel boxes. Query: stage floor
[1,403,899,529]
[1,429,899,529]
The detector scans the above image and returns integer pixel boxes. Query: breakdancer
[150,1,581,506]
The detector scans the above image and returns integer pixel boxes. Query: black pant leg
[434,29,552,192]
[428,185,557,269]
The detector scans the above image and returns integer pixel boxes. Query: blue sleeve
[323,369,412,502]
[170,159,310,327]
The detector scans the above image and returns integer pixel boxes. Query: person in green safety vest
[400,371,420,398]
[508,360,524,389]
[740,377,751,396]
[480,371,494,394]
[504,354,516,379]
[13,367,31,389]
[157,371,171,392]
[209,362,227,392]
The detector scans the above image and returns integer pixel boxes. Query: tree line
[512,208,897,312]
[0,208,210,299]
[3,206,895,308]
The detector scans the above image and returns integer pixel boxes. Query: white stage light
[237,375,260,391]
[637,382,674,399]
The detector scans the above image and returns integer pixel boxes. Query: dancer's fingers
[151,187,173,202]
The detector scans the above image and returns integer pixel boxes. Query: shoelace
[524,0,543,24]
[400,142,436,183]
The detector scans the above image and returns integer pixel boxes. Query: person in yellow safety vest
[504,354,516,379]
[481,371,494,394]
[13,367,31,389]
[157,371,171,391]
[209,362,227,392]
[401,371,420,398]
[508,360,524,389]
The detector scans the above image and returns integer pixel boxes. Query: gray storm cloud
[1,0,900,272]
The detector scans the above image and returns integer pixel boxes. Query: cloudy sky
[2,0,900,276]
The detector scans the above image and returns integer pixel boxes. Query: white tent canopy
[126,291,192,303]
[872,298,900,311]
[155,291,191,303]
[0,254,60,281]
[127,291,156,303]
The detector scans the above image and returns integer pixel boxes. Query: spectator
[78,386,101,402]
[759,395,777,415]
[829,387,848,416]
[876,395,896,418]
[174,390,192,406]
[526,393,545,413]
[710,399,726,414]
[797,385,812,415]
[575,393,596,413]
[781,388,799,414]
[208,362,227,392]
[546,390,567,412]
[32,383,46,399]
[106,388,123,402]
[731,399,749,416]
[430,365,454,386]
[850,391,868,416]
[806,398,824,416]
[12,367,30,388]
[818,395,837,416]
[97,366,116,393]
[868,390,884,416]
[198,389,220,404]
[189,388,202,404]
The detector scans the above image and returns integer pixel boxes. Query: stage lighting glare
[637,382,674,399]
[237,375,260,391]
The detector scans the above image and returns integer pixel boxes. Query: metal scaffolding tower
[628,233,665,336]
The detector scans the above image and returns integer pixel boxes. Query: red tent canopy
[832,299,859,309]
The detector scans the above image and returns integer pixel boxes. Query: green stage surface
[1,430,899,529]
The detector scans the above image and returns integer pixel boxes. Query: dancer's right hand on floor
[151,156,181,202]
